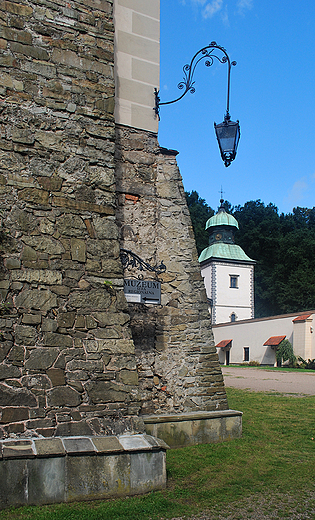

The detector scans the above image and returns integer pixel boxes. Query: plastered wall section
[114,0,159,133]
[201,262,254,324]
[293,319,313,360]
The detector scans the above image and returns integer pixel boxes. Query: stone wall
[116,125,228,416]
[0,0,142,439]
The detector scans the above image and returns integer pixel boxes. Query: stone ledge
[0,434,169,460]
[142,409,243,424]
[0,434,168,509]
[143,410,243,448]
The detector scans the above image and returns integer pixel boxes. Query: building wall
[293,318,313,360]
[116,127,228,414]
[213,312,315,365]
[114,0,159,132]
[201,261,254,324]
[0,0,144,439]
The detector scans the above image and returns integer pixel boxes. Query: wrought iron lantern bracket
[154,41,240,167]
[154,41,236,120]
[120,249,166,277]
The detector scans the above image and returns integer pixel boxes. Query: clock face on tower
[215,233,222,241]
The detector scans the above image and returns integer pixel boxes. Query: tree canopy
[185,191,315,318]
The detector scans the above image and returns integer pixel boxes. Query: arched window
[230,313,236,322]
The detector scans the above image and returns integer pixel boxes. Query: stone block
[11,269,62,285]
[0,27,32,44]
[46,368,65,387]
[44,333,73,348]
[15,325,38,346]
[37,176,63,192]
[133,450,166,495]
[63,437,95,455]
[143,410,243,448]
[42,319,58,332]
[70,238,86,262]
[3,1,33,16]
[0,364,21,380]
[53,196,115,216]
[47,386,81,407]
[86,381,127,404]
[15,289,58,313]
[119,370,138,385]
[7,345,24,365]
[83,339,134,354]
[55,421,93,437]
[27,457,66,505]
[69,289,111,310]
[91,436,124,453]
[56,214,86,237]
[2,440,34,459]
[34,439,66,457]
[0,407,28,424]
[21,374,51,390]
[22,236,65,255]
[10,42,49,61]
[18,188,49,205]
[25,348,59,371]
[22,314,41,325]
[5,258,20,269]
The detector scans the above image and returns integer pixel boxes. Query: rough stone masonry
[0,0,229,442]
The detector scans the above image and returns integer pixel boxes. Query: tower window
[230,275,239,288]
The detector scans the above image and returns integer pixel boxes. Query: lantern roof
[205,200,239,231]
[198,242,254,263]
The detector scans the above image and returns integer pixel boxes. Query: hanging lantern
[214,113,240,167]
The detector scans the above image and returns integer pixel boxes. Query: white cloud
[237,0,253,14]
[221,4,229,26]
[283,178,308,210]
[202,0,223,18]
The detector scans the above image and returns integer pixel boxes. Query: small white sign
[124,279,161,305]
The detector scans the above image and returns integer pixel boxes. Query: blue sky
[158,0,315,214]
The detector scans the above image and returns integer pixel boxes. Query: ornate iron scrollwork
[120,249,166,275]
[154,41,236,120]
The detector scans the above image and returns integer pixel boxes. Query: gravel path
[221,366,315,395]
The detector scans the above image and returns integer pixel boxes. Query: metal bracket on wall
[120,249,166,276]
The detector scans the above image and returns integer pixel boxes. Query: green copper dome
[199,199,255,264]
[205,209,239,230]
[199,243,254,263]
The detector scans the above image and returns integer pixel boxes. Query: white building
[199,200,255,324]
[213,311,315,366]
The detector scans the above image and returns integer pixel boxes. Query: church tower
[199,200,255,324]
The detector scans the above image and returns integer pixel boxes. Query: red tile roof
[263,335,286,346]
[216,339,232,348]
[292,314,312,323]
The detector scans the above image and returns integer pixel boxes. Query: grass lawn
[225,365,315,373]
[1,388,315,520]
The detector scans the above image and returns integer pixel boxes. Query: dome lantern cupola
[206,199,239,246]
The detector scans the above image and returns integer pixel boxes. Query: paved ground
[221,366,315,395]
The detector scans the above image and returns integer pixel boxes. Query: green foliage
[298,357,315,370]
[276,339,296,366]
[185,190,214,255]
[186,191,315,317]
[248,360,260,366]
